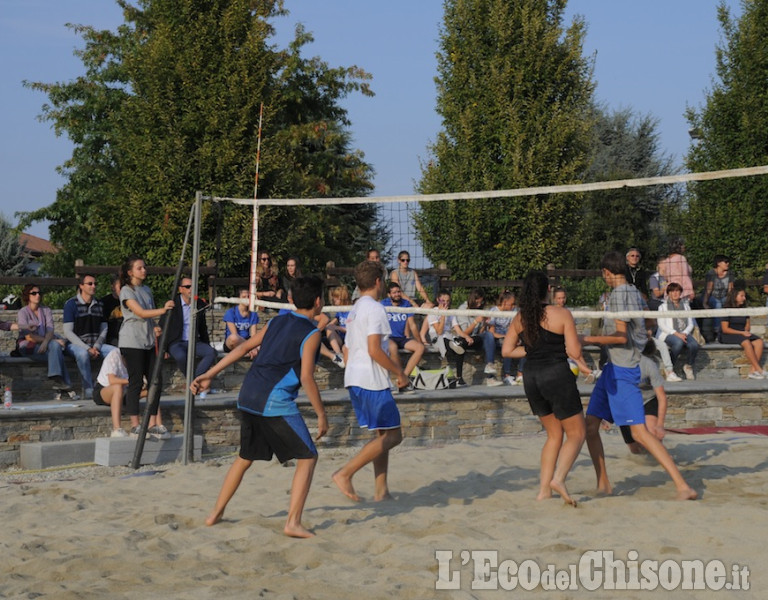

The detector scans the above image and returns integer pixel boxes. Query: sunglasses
[29,291,41,296]
[180,285,192,289]
[260,257,270,262]
[400,258,410,263]
[82,282,96,286]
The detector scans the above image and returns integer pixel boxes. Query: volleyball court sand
[1,430,766,599]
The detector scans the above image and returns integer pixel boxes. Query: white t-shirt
[344,295,392,391]
[96,348,129,388]
[427,312,457,342]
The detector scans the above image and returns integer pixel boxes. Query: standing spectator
[62,273,117,399]
[700,255,734,338]
[390,250,432,306]
[656,282,699,381]
[16,284,75,395]
[719,284,765,379]
[223,288,260,358]
[658,237,694,301]
[625,247,650,300]
[255,251,285,302]
[101,274,123,347]
[162,277,217,384]
[381,282,424,390]
[119,255,174,439]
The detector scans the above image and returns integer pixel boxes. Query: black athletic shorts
[523,360,583,421]
[239,411,317,463]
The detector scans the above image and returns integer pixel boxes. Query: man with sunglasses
[62,273,117,400]
[162,277,217,392]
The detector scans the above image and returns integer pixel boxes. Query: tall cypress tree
[21,0,382,275]
[416,0,595,279]
[684,0,768,277]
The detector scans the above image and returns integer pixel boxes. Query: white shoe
[448,337,466,355]
[666,372,683,382]
[503,375,517,386]
[585,369,601,384]
[484,363,497,375]
[515,375,524,384]
[486,377,503,387]
[683,365,695,380]
[198,390,208,399]
[748,371,765,380]
[110,428,128,438]
[332,353,346,368]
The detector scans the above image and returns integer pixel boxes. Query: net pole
[249,103,264,312]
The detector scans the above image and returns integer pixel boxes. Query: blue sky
[1,0,741,240]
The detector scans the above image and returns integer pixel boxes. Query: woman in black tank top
[502,270,586,506]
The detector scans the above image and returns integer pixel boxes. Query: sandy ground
[1,429,766,599]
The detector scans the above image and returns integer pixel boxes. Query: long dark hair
[519,270,549,347]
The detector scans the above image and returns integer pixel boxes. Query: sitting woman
[281,256,302,298]
[255,251,285,303]
[16,284,76,396]
[719,284,765,379]
[93,348,136,438]
[325,285,351,366]
[656,282,699,381]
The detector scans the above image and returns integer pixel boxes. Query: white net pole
[248,103,264,312]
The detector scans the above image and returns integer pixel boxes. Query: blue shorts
[348,386,401,430]
[586,362,646,426]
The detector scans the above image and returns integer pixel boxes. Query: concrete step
[94,434,202,467]
[20,439,96,470]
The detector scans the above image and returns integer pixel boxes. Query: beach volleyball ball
[567,358,579,377]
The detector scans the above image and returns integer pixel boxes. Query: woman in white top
[93,348,134,437]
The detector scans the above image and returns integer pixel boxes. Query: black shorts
[239,411,317,463]
[619,397,659,444]
[523,361,583,421]
[93,382,107,406]
[390,336,408,350]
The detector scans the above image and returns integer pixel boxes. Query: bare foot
[536,488,552,501]
[284,522,316,538]
[596,482,613,496]
[332,470,361,502]
[676,487,698,501]
[374,491,394,502]
[205,508,225,526]
[550,479,577,507]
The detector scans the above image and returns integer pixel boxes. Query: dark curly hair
[519,270,549,347]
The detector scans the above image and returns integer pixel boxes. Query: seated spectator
[223,288,260,359]
[352,248,381,301]
[420,289,473,386]
[382,282,425,388]
[658,237,694,301]
[162,277,217,390]
[452,288,492,382]
[16,284,76,396]
[92,348,137,438]
[281,288,344,368]
[656,282,699,381]
[482,290,526,386]
[62,273,118,399]
[700,254,734,338]
[390,250,433,306]
[647,259,667,311]
[719,284,765,379]
[552,286,567,308]
[281,256,302,298]
[325,285,351,366]
[625,247,650,300]
[101,274,123,347]
[255,251,285,303]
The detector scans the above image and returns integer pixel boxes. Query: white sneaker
[484,363,497,375]
[110,428,128,438]
[666,372,683,382]
[515,375,524,384]
[584,369,601,384]
[503,375,517,386]
[448,337,466,355]
[683,365,695,380]
[748,371,765,380]
[332,353,346,368]
[486,377,503,387]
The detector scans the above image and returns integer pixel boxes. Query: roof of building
[19,232,58,256]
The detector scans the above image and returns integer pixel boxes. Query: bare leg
[549,412,586,506]
[742,339,762,373]
[101,384,124,430]
[333,428,403,501]
[536,414,563,500]
[206,456,253,525]
[630,424,697,500]
[284,457,318,538]
[404,340,425,377]
[585,415,612,495]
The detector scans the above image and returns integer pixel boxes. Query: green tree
[0,216,30,277]
[571,106,680,269]
[415,0,595,279]
[21,0,382,276]
[684,0,768,277]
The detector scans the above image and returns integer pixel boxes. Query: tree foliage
[0,216,30,277]
[570,106,681,269]
[684,0,768,277]
[415,0,595,279]
[20,0,383,276]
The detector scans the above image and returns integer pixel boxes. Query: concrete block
[20,439,96,470]
[94,434,202,467]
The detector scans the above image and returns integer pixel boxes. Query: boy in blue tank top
[191,276,328,537]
